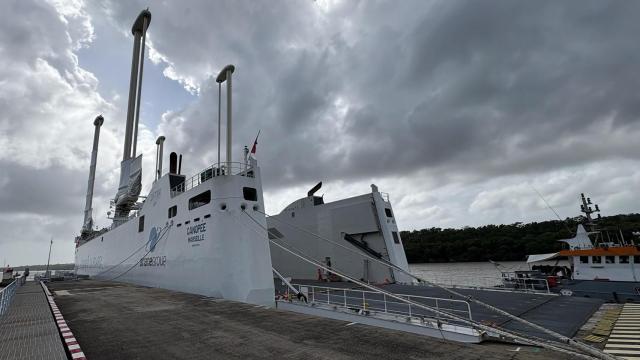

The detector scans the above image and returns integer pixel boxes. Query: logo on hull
[147,226,161,252]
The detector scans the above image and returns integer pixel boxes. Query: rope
[238,210,608,360]
[256,209,617,360]
[95,223,172,281]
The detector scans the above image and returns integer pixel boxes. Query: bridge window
[620,256,629,264]
[189,190,211,210]
[243,187,257,201]
[579,256,588,264]
[392,231,400,244]
[138,216,144,232]
[168,205,177,219]
[385,208,393,218]
[592,256,601,264]
[605,256,615,264]
[635,256,640,264]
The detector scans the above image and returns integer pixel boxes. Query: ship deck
[46,279,574,359]
[279,280,605,340]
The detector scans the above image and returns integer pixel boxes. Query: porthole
[240,203,247,211]
[220,203,227,211]
[252,205,259,211]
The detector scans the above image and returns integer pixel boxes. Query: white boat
[524,193,640,301]
[268,183,412,284]
[74,10,274,306]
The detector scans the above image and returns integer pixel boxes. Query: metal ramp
[276,283,485,343]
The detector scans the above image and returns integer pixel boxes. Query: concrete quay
[47,280,577,359]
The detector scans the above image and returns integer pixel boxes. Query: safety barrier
[0,276,26,315]
[288,283,473,323]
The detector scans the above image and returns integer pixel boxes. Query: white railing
[500,272,550,293]
[415,274,503,289]
[413,273,550,294]
[0,277,25,316]
[170,161,254,197]
[287,283,473,322]
[380,192,390,202]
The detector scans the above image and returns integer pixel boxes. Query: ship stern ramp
[269,185,412,284]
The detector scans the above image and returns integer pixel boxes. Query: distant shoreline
[6,263,75,271]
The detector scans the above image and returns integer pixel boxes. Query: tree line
[400,213,640,263]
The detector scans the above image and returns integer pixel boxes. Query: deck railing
[414,273,551,294]
[0,277,25,316]
[287,283,473,323]
[170,162,254,197]
[500,272,550,293]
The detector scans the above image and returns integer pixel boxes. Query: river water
[10,262,563,288]
[409,261,567,287]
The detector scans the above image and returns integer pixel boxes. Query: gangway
[276,283,485,343]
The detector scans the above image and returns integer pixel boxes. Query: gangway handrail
[0,277,25,316]
[288,283,473,322]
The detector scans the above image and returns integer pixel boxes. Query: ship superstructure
[74,10,274,306]
[268,183,412,284]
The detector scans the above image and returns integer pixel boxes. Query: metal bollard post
[384,294,387,313]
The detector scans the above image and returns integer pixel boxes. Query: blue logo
[147,226,161,252]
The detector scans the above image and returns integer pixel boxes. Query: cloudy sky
[1,0,640,266]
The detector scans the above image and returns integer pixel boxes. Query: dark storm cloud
[120,0,640,191]
[0,161,85,216]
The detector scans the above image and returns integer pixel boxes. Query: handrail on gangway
[0,276,26,316]
[286,283,473,322]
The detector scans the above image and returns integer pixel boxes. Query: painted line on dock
[604,303,640,360]
[41,282,87,360]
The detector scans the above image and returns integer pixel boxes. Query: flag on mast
[250,130,260,157]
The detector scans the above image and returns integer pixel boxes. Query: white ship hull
[76,161,275,306]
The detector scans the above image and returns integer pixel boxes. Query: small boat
[525,193,640,301]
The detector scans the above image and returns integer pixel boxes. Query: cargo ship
[74,10,274,306]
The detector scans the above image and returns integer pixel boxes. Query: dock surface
[47,280,575,359]
[0,282,67,360]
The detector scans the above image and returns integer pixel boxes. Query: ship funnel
[216,64,235,173]
[123,9,151,161]
[307,182,322,197]
[169,152,177,174]
[155,136,165,180]
[82,115,104,235]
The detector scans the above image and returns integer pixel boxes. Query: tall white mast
[82,115,104,235]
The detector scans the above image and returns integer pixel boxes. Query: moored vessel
[525,193,640,301]
[74,10,274,306]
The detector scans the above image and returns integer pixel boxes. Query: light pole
[45,238,53,279]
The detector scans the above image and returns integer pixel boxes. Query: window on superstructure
[168,205,177,219]
[243,187,257,201]
[579,256,588,264]
[620,256,629,264]
[392,231,400,244]
[385,208,393,218]
[592,256,601,264]
[634,256,640,264]
[138,216,144,233]
[605,256,615,264]
[189,190,211,210]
